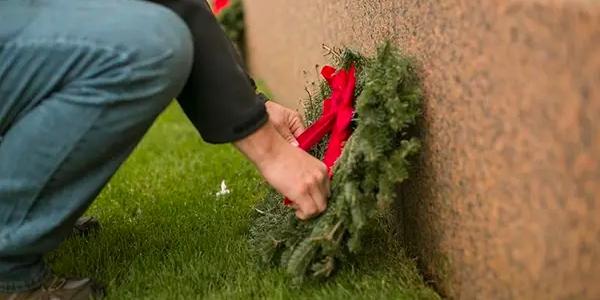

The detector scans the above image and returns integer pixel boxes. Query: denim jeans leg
[0,0,193,292]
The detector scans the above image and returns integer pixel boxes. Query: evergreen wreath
[249,43,423,283]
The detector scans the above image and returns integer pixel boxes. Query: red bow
[284,65,356,205]
[212,0,230,15]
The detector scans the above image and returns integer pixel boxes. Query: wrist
[233,121,286,167]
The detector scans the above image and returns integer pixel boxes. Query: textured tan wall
[244,1,600,299]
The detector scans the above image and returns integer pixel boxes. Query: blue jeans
[0,0,193,292]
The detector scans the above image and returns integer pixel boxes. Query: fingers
[295,204,311,220]
[265,101,305,146]
[294,163,329,220]
[277,126,299,146]
[294,193,318,220]
[289,111,305,138]
[310,180,328,214]
[280,111,304,146]
[313,164,329,211]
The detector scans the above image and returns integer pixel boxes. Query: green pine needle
[249,43,423,283]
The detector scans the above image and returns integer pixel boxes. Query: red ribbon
[284,65,356,205]
[212,0,230,15]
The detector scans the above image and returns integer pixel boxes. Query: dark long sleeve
[149,0,267,143]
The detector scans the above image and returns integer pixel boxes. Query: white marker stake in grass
[215,180,230,197]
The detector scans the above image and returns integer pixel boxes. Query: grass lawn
[49,103,440,300]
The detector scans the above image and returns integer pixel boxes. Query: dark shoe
[0,274,104,300]
[72,216,100,237]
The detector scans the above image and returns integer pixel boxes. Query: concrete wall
[243,1,600,299]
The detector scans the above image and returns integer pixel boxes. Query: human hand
[265,100,305,146]
[234,122,329,220]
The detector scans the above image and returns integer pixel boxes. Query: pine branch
[249,42,423,283]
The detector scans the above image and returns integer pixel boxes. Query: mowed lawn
[49,103,440,300]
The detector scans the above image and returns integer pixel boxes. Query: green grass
[49,104,440,300]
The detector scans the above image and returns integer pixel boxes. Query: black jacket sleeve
[149,0,268,144]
